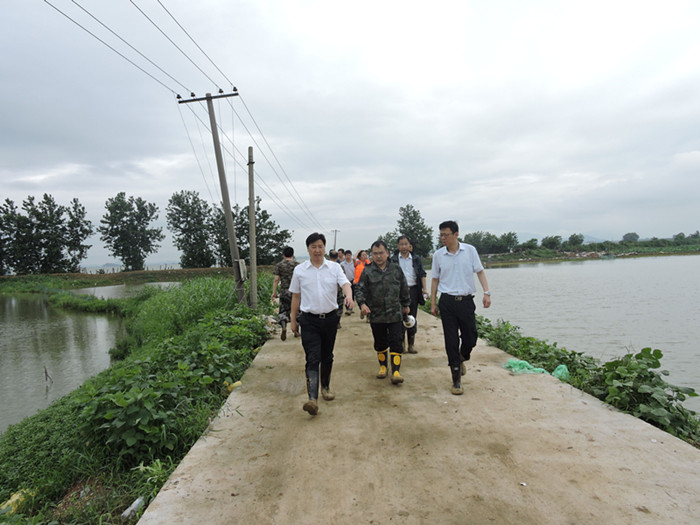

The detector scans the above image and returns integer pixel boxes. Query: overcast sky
[2,1,699,266]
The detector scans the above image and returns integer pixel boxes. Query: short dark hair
[371,239,389,251]
[439,220,459,234]
[282,246,294,258]
[337,248,345,254]
[305,232,326,247]
[397,235,412,244]
[329,249,338,260]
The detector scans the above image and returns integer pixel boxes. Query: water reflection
[0,295,124,433]
[73,282,179,300]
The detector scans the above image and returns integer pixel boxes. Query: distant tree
[166,190,216,268]
[672,232,686,244]
[0,195,92,274]
[568,233,584,247]
[0,199,21,274]
[8,197,42,274]
[213,198,292,266]
[461,231,497,253]
[498,232,519,253]
[378,231,398,252]
[98,192,164,271]
[516,238,538,252]
[622,232,639,242]
[688,230,700,240]
[0,204,7,275]
[540,235,562,250]
[383,204,434,256]
[64,198,94,272]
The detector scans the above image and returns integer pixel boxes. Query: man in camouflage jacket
[271,246,298,340]
[355,240,411,384]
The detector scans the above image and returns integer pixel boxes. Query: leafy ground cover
[0,274,274,523]
[419,300,700,447]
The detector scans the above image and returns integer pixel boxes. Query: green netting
[503,358,570,381]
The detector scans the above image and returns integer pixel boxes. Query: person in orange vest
[354,249,370,284]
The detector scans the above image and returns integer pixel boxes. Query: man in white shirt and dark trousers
[430,220,491,395]
[290,233,353,416]
[391,235,428,353]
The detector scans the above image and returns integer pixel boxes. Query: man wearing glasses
[430,220,491,395]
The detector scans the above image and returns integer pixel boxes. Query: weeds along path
[138,310,700,525]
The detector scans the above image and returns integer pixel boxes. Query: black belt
[443,294,474,301]
[301,310,337,318]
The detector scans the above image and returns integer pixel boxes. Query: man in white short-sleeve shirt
[430,220,491,395]
[290,232,353,416]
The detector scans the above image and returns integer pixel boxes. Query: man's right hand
[430,302,438,316]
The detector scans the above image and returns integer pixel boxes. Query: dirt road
[138,310,700,524]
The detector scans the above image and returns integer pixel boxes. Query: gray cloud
[2,1,699,265]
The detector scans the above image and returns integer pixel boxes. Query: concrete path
[138,310,700,524]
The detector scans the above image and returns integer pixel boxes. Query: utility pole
[331,229,340,250]
[248,147,257,308]
[179,91,247,305]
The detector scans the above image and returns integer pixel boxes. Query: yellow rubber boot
[376,350,388,378]
[390,352,404,384]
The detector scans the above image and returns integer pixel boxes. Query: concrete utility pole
[332,229,340,250]
[247,147,257,309]
[179,91,247,305]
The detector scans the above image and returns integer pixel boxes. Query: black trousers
[370,321,404,354]
[403,285,421,339]
[298,311,340,375]
[437,294,478,369]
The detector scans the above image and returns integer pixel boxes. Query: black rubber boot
[407,333,417,353]
[320,361,334,401]
[450,367,463,395]
[304,370,320,415]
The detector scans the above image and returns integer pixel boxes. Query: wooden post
[248,147,257,309]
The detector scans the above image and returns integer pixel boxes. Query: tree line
[2,193,697,275]
[458,230,700,256]
[0,191,291,275]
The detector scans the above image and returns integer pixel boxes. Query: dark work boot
[304,370,320,415]
[390,352,404,384]
[407,333,417,354]
[320,361,335,401]
[450,367,463,395]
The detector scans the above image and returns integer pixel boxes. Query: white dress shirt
[431,243,484,295]
[289,259,350,314]
[397,253,417,287]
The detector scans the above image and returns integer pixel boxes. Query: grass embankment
[0,273,275,523]
[419,300,700,447]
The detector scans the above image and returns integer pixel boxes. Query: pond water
[447,254,700,411]
[0,295,123,433]
[0,282,179,433]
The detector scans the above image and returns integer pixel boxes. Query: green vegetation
[0,274,274,523]
[460,229,700,263]
[478,316,700,446]
[418,300,700,447]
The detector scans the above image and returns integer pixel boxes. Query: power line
[69,0,191,94]
[129,0,221,91]
[151,2,326,231]
[184,103,313,230]
[156,0,234,87]
[239,94,326,230]
[44,0,178,95]
[224,97,325,230]
[177,103,217,205]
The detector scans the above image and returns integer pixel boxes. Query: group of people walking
[273,220,491,416]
